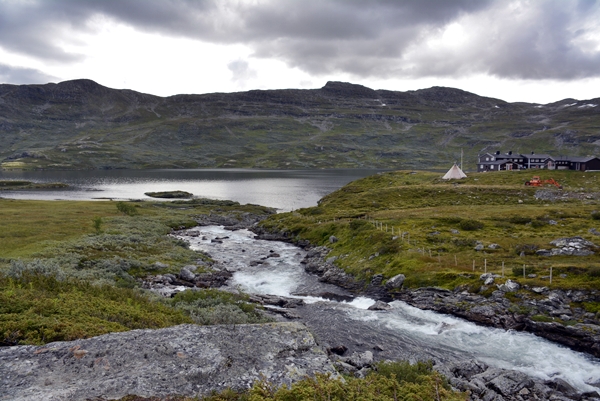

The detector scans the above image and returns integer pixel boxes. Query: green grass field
[261,170,600,291]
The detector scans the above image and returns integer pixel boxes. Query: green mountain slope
[0,79,598,170]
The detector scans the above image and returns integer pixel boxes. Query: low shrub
[458,219,484,231]
[116,201,138,216]
[592,211,600,220]
[169,289,270,325]
[0,272,191,346]
[508,216,532,224]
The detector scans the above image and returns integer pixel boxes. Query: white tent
[442,163,467,180]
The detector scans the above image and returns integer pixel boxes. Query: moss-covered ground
[260,169,600,292]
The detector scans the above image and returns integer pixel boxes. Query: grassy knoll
[0,198,274,345]
[260,169,600,292]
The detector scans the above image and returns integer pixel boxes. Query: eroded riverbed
[177,225,600,395]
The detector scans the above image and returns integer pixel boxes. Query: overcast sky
[1,0,599,104]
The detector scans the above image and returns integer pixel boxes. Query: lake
[0,169,384,212]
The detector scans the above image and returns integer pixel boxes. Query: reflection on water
[0,169,383,211]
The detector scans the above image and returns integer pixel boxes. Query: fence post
[550,266,553,284]
[523,264,526,279]
[472,260,475,272]
[484,259,487,274]
[502,261,505,277]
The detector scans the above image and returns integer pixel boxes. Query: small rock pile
[536,237,597,257]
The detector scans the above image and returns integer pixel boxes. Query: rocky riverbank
[0,322,336,401]
[133,218,600,400]
[251,225,600,360]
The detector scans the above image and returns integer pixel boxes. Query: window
[486,157,489,161]
[491,165,494,169]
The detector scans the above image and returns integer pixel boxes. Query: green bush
[116,201,138,216]
[592,211,600,220]
[92,216,103,234]
[458,219,484,231]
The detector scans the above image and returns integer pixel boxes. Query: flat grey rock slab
[0,322,336,401]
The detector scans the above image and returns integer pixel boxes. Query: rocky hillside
[0,79,598,170]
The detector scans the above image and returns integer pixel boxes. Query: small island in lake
[0,180,68,190]
[144,190,193,199]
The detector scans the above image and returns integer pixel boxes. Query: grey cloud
[0,64,57,85]
[0,0,598,82]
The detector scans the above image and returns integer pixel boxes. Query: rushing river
[177,225,600,394]
[0,168,382,211]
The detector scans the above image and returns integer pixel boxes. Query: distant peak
[320,81,378,98]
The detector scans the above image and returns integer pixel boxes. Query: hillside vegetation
[261,169,600,292]
[1,79,599,170]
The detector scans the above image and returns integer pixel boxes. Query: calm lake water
[0,169,383,212]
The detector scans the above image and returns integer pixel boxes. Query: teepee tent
[442,163,467,180]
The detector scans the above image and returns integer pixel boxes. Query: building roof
[521,153,554,160]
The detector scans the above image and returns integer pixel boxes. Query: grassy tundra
[0,199,273,346]
[260,169,600,294]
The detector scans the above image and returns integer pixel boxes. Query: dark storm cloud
[0,64,57,84]
[0,0,599,81]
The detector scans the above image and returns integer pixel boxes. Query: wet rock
[0,323,336,401]
[450,359,488,379]
[370,274,384,286]
[329,235,338,243]
[385,274,405,290]
[193,211,275,230]
[368,301,392,311]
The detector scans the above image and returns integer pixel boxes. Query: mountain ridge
[0,79,598,170]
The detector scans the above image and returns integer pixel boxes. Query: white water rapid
[179,226,600,393]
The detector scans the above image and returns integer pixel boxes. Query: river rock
[385,274,406,290]
[179,267,196,282]
[368,301,392,311]
[345,350,374,368]
[0,323,336,401]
